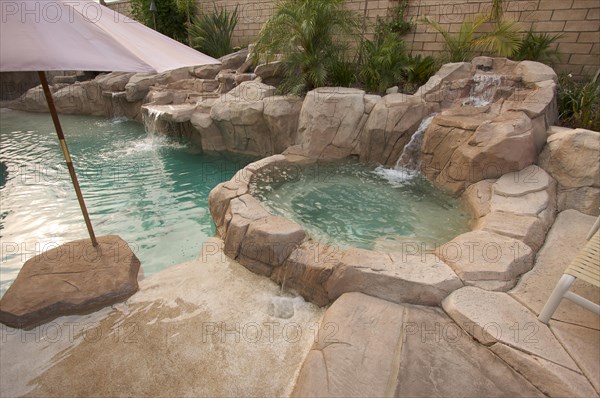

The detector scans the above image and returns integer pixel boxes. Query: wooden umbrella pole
[38,71,98,247]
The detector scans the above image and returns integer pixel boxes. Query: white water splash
[372,113,437,186]
[463,72,503,107]
[122,134,187,155]
[373,165,419,187]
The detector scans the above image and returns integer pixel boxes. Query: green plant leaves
[253,0,360,94]
[188,5,239,58]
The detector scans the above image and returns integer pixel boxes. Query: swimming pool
[0,109,255,295]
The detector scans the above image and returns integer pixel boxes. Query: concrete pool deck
[1,211,598,397]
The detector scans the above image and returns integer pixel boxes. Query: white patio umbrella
[0,0,220,246]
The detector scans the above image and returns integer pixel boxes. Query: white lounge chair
[538,216,600,324]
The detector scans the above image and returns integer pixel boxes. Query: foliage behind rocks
[130,0,189,43]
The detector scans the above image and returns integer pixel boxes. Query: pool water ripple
[0,110,255,296]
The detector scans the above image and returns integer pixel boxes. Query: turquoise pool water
[250,160,471,251]
[0,109,255,295]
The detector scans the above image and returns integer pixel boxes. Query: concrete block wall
[403,0,600,78]
[108,0,599,79]
[193,0,392,46]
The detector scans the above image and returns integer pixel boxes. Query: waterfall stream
[463,72,503,107]
[395,113,437,171]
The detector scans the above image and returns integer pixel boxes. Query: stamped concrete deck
[0,212,598,397]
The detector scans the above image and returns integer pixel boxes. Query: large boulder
[53,80,110,115]
[263,96,303,151]
[414,62,473,108]
[218,48,249,70]
[539,128,600,215]
[238,216,306,276]
[254,61,285,86]
[270,241,342,306]
[210,82,276,156]
[295,87,366,159]
[208,84,309,157]
[11,85,51,112]
[0,235,140,329]
[191,63,223,79]
[190,111,226,152]
[124,68,189,102]
[514,60,558,84]
[359,94,431,165]
[95,72,135,92]
[422,111,537,194]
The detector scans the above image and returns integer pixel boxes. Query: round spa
[249,159,471,252]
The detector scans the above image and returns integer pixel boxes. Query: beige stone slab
[292,294,543,398]
[292,292,405,398]
[395,306,543,398]
[493,165,553,197]
[325,250,463,306]
[491,342,598,398]
[437,230,534,282]
[550,321,600,394]
[443,286,578,371]
[475,211,549,252]
[490,189,551,216]
[510,210,600,329]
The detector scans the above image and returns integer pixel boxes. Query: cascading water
[109,91,128,119]
[143,107,166,135]
[372,113,437,186]
[463,72,503,107]
[395,113,437,171]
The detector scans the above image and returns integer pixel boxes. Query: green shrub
[330,60,358,88]
[424,15,522,62]
[423,15,486,62]
[188,5,238,58]
[358,35,407,93]
[558,74,600,131]
[374,0,413,39]
[130,0,189,43]
[513,29,563,65]
[400,54,438,93]
[253,0,360,95]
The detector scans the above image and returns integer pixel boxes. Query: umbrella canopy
[0,0,222,246]
[0,0,220,72]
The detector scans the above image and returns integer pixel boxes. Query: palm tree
[253,0,360,95]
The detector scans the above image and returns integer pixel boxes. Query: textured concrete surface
[0,238,324,397]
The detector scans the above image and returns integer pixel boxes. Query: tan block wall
[109,0,599,78]
[403,0,600,78]
[194,0,392,46]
